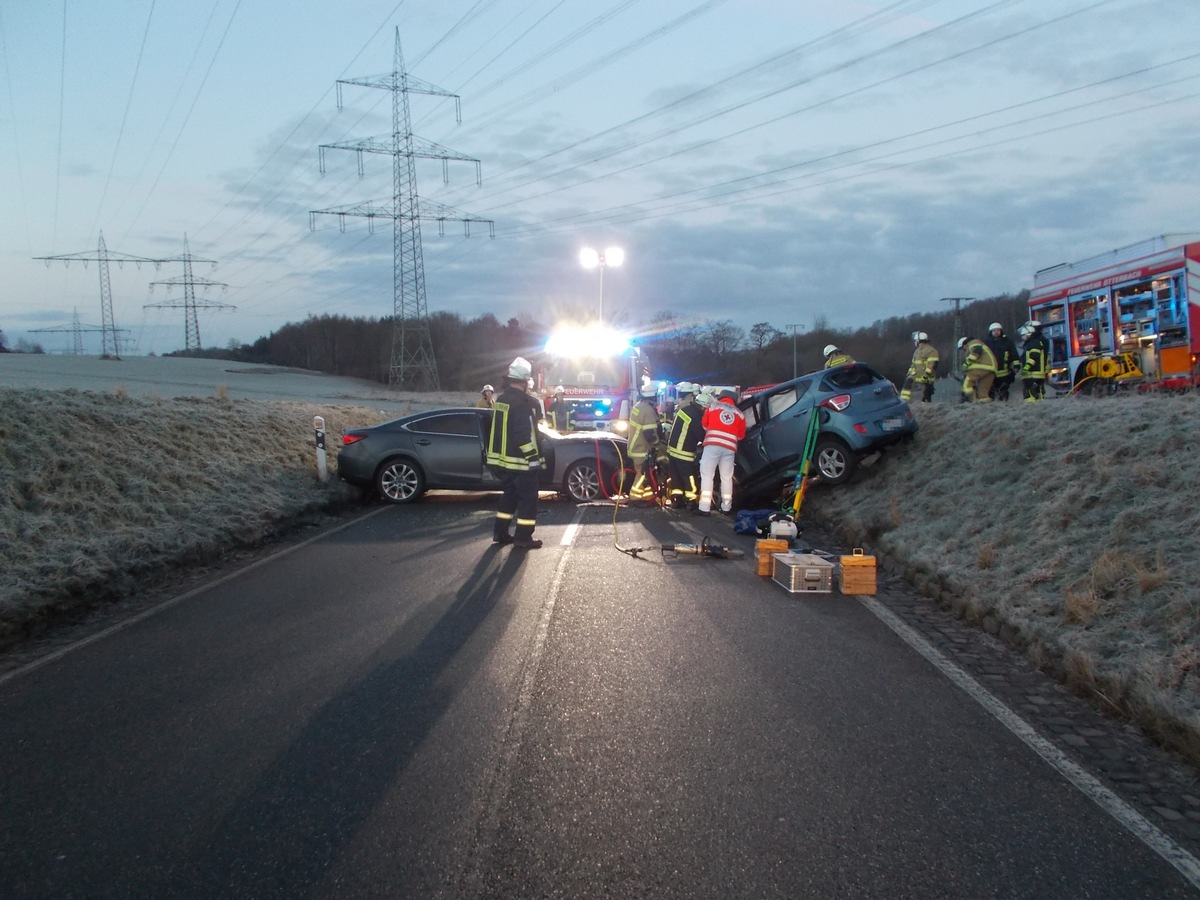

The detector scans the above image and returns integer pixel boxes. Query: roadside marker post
[314,416,328,482]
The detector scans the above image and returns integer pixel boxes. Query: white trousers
[698,444,735,512]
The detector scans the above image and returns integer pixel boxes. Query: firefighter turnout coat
[961,339,998,402]
[487,386,542,471]
[627,397,661,462]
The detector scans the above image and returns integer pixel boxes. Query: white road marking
[861,596,1200,891]
[460,505,586,897]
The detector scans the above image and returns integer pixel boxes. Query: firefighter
[475,384,495,409]
[626,384,662,500]
[900,331,939,402]
[486,357,544,549]
[985,322,1019,401]
[547,384,573,431]
[1019,321,1049,401]
[957,335,998,402]
[823,344,855,368]
[697,389,745,515]
[666,381,705,509]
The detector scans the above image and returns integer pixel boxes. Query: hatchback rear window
[822,364,884,391]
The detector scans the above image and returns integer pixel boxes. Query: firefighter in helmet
[626,384,662,500]
[900,331,939,402]
[547,384,573,431]
[475,384,495,409]
[666,381,705,509]
[985,322,1019,402]
[486,357,544,549]
[823,344,855,368]
[957,335,998,402]
[1018,321,1049,401]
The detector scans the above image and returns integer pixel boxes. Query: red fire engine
[1028,234,1200,393]
[538,324,651,432]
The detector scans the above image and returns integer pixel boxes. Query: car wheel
[375,457,426,504]
[813,437,857,485]
[564,461,605,502]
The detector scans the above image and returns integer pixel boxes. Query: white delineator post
[314,416,328,482]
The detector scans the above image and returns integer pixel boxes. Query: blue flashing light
[601,398,612,406]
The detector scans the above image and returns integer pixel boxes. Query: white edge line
[461,505,585,896]
[861,596,1200,890]
[0,506,392,689]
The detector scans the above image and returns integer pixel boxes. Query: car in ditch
[734,362,918,500]
[336,407,629,504]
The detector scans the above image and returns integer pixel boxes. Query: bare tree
[749,322,780,351]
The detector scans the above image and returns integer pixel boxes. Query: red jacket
[700,398,746,452]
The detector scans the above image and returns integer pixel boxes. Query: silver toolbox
[771,552,834,593]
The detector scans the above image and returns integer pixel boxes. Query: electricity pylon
[34,232,159,359]
[311,28,494,391]
[145,235,234,351]
[29,308,124,355]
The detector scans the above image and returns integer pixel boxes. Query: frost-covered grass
[806,393,1200,767]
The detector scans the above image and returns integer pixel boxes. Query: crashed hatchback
[735,362,917,499]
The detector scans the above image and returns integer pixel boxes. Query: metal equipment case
[772,552,833,593]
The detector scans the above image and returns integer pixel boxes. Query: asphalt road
[1,496,1196,898]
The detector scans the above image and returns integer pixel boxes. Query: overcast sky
[2,0,1197,355]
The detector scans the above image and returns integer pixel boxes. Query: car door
[736,381,814,484]
[405,411,486,486]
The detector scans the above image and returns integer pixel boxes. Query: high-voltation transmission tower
[145,235,234,351]
[29,308,125,355]
[310,28,494,391]
[34,232,159,359]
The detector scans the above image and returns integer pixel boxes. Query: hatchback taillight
[819,393,852,412]
[342,433,366,446]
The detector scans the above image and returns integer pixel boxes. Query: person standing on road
[900,331,939,403]
[1019,321,1049,401]
[475,384,495,409]
[985,322,1019,401]
[486,358,544,549]
[626,385,662,500]
[823,344,855,368]
[958,335,998,402]
[697,389,745,516]
[666,381,705,509]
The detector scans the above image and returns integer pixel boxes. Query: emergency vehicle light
[545,324,632,358]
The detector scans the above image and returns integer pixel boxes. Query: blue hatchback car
[734,362,917,498]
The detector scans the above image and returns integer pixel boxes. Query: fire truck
[538,323,651,432]
[1028,234,1200,393]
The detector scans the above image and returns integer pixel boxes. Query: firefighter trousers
[494,468,539,541]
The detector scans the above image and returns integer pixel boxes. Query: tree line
[166,290,1032,390]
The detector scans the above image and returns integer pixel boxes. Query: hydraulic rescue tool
[660,537,745,560]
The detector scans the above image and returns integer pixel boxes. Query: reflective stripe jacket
[700,398,746,452]
[486,386,541,471]
[547,397,572,431]
[667,401,704,462]
[627,398,661,459]
[1020,335,1049,379]
[963,339,998,373]
[824,353,855,368]
[909,342,939,382]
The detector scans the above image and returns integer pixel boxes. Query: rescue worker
[958,335,998,402]
[823,344,855,368]
[475,384,495,409]
[697,389,745,516]
[486,357,544,549]
[626,384,662,500]
[900,331,939,403]
[985,322,1019,401]
[1019,321,1049,401]
[666,381,705,509]
[527,378,545,421]
[547,385,573,431]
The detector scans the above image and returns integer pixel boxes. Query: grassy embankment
[1,386,1197,766]
[806,395,1200,767]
